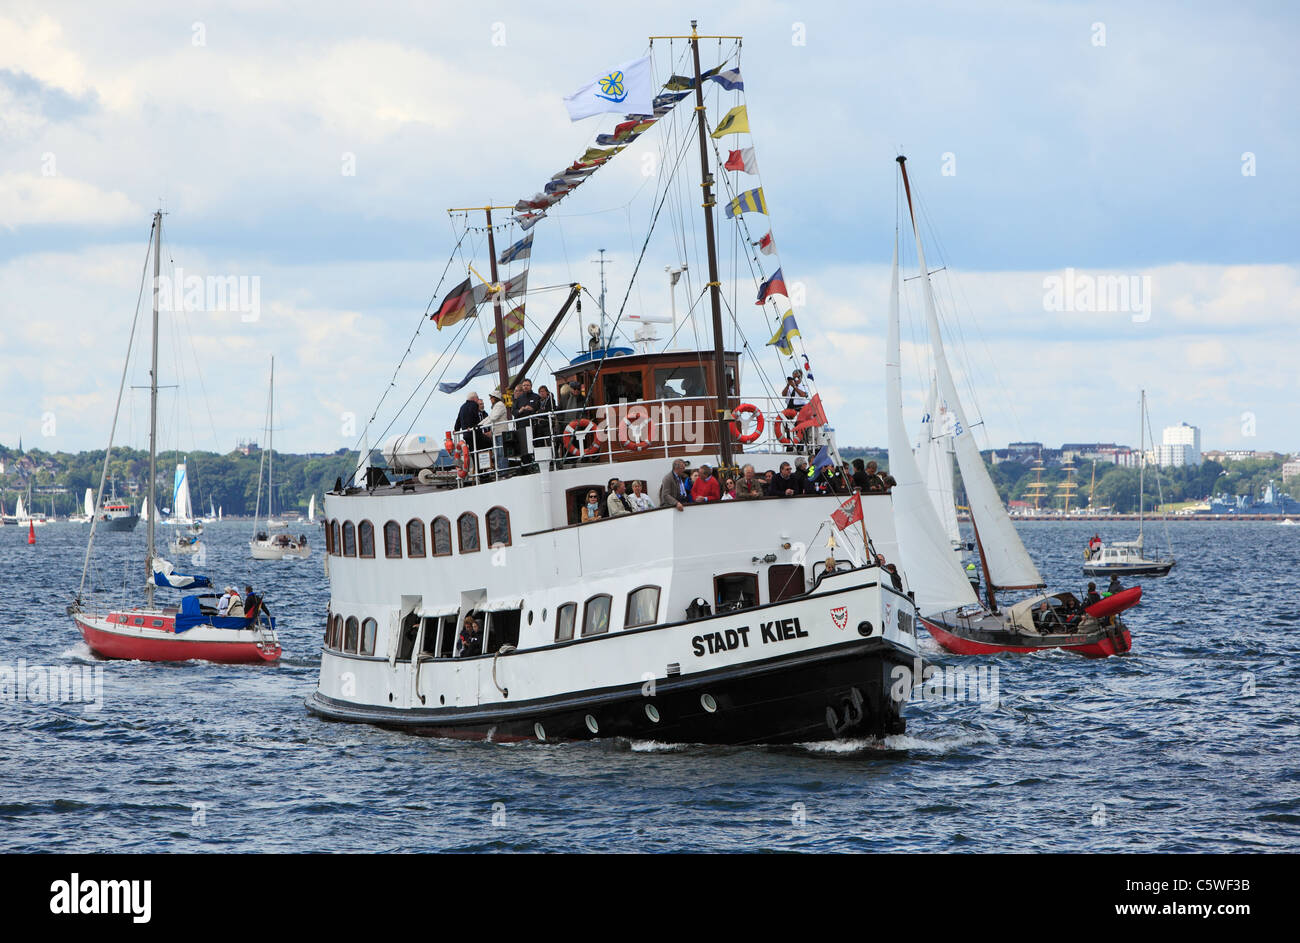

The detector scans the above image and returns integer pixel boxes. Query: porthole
[542,608,547,621]
[534,722,547,741]
[585,714,599,734]
[645,704,661,723]
[439,695,445,705]
[701,693,718,713]
[528,610,534,625]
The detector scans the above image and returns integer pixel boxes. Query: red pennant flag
[724,147,758,174]
[830,492,863,531]
[795,393,827,433]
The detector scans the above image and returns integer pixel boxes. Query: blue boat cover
[174,594,274,633]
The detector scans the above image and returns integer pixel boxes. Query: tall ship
[307,25,925,744]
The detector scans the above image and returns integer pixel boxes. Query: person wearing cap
[482,389,512,471]
[217,586,233,617]
[226,587,244,618]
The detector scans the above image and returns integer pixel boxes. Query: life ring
[454,440,470,478]
[774,408,800,444]
[620,412,655,451]
[564,418,598,457]
[730,403,764,443]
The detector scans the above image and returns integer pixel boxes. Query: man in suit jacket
[658,459,691,511]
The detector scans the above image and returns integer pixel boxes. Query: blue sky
[2,1,1297,455]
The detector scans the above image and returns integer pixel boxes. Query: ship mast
[448,204,517,410]
[144,209,161,608]
[688,20,735,469]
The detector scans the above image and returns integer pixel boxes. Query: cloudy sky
[2,1,1297,456]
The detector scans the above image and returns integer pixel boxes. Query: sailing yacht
[887,157,1135,658]
[70,211,280,663]
[306,26,924,743]
[1083,390,1175,577]
[167,460,205,555]
[250,358,310,560]
[69,488,95,523]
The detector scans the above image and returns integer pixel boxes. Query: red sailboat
[68,211,280,664]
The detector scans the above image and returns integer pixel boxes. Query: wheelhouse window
[625,586,661,629]
[344,616,360,653]
[582,594,612,637]
[406,519,426,558]
[654,365,708,399]
[383,521,402,558]
[603,370,644,405]
[715,573,759,613]
[358,521,375,558]
[342,521,356,557]
[360,618,378,656]
[486,506,511,547]
[457,512,480,553]
[555,602,577,642]
[431,516,452,556]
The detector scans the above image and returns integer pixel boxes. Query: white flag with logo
[564,55,654,121]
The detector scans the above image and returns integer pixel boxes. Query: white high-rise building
[1161,422,1201,466]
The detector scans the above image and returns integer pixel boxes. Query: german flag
[432,278,476,330]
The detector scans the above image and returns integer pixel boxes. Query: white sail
[84,488,94,517]
[15,495,26,519]
[918,377,962,546]
[140,495,150,522]
[308,494,316,523]
[173,462,193,522]
[907,196,1044,592]
[886,235,979,616]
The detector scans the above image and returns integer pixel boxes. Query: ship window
[397,613,419,661]
[457,512,480,553]
[342,522,356,557]
[431,517,452,556]
[358,521,375,558]
[330,615,343,649]
[132,616,144,626]
[324,521,334,554]
[331,520,341,555]
[485,609,522,655]
[344,617,360,653]
[406,519,426,557]
[603,370,644,405]
[582,594,612,637]
[486,506,511,547]
[654,365,708,399]
[383,521,402,558]
[420,617,441,656]
[324,611,331,644]
[625,586,660,629]
[438,614,458,657]
[360,618,378,656]
[714,573,759,613]
[555,602,577,642]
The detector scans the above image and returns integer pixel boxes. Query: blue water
[1,520,1297,852]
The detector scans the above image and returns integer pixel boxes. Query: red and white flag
[724,147,758,174]
[831,492,863,531]
[754,231,776,256]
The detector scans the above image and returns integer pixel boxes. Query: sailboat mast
[269,356,275,520]
[1138,388,1145,542]
[689,21,734,469]
[144,210,161,608]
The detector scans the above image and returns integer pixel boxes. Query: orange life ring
[620,412,655,451]
[454,440,470,478]
[564,418,598,456]
[774,408,800,444]
[730,403,764,444]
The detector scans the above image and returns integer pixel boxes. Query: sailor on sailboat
[307,26,924,743]
[888,157,1135,658]
[70,211,280,663]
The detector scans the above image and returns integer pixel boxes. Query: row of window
[324,509,510,558]
[326,615,379,655]
[555,586,660,641]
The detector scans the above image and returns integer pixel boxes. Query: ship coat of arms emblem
[830,606,849,631]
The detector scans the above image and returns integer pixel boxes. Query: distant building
[1283,459,1300,482]
[1160,422,1201,466]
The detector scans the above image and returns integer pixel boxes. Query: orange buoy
[28,521,36,545]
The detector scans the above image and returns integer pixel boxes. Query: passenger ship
[307,25,925,744]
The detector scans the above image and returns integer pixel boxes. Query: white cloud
[0,172,140,228]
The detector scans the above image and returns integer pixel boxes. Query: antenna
[590,249,612,350]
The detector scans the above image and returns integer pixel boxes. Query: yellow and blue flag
[725,187,767,219]
[766,310,800,355]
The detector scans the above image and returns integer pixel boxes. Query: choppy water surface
[1,520,1297,852]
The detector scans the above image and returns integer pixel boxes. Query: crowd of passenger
[571,458,896,522]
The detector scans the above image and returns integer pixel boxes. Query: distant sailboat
[307,494,316,524]
[167,460,203,554]
[250,357,310,561]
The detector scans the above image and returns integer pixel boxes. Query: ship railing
[454,395,825,485]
